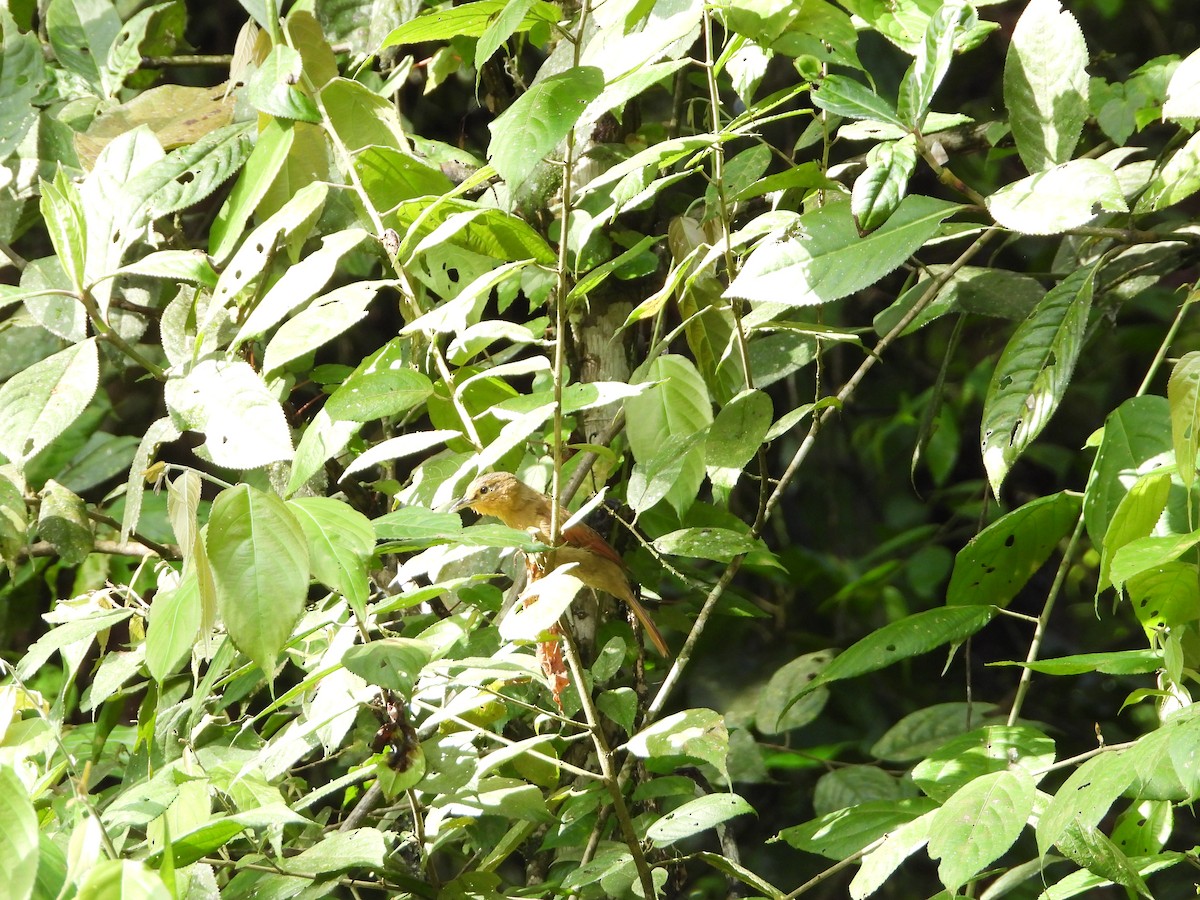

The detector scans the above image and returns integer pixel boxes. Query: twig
[12,538,180,562]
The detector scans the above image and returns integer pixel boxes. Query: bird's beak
[449,495,471,514]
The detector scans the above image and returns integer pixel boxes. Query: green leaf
[488,66,605,191]
[115,250,219,288]
[851,136,918,233]
[726,196,961,306]
[1129,562,1200,634]
[475,0,534,71]
[928,769,1035,894]
[794,605,997,699]
[987,159,1127,235]
[146,570,201,682]
[870,702,1002,762]
[0,468,27,569]
[210,117,295,261]
[1038,750,1136,858]
[246,45,320,122]
[625,355,713,516]
[500,570,584,643]
[1055,823,1152,898]
[263,281,390,375]
[342,638,432,696]
[912,725,1054,803]
[233,228,370,346]
[164,360,294,469]
[896,2,970,129]
[1110,530,1200,591]
[1168,351,1200,491]
[354,145,456,213]
[849,810,936,900]
[209,181,328,320]
[324,367,434,422]
[653,527,762,563]
[1135,130,1200,213]
[321,77,405,154]
[981,263,1096,497]
[779,798,937,859]
[378,0,559,47]
[47,0,121,94]
[990,649,1162,676]
[389,197,556,264]
[0,338,99,468]
[1004,0,1089,172]
[288,497,375,619]
[810,74,903,128]
[947,492,1081,607]
[0,7,46,164]
[40,169,88,293]
[625,709,729,780]
[705,388,772,470]
[1098,471,1170,593]
[1163,47,1200,120]
[342,430,460,480]
[37,480,93,565]
[647,794,755,847]
[206,484,309,675]
[0,766,38,900]
[1084,396,1172,546]
[17,609,134,680]
[753,652,830,734]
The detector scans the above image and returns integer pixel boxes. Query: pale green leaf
[145,570,201,682]
[850,811,936,900]
[263,281,389,375]
[206,484,309,675]
[726,196,961,306]
[342,638,432,696]
[378,0,559,48]
[1098,471,1171,593]
[1037,750,1136,858]
[779,798,937,859]
[896,2,970,128]
[288,497,375,618]
[37,479,93,565]
[342,430,460,480]
[210,116,295,261]
[653,527,762,563]
[1110,530,1200,591]
[1004,0,1089,172]
[647,794,754,847]
[287,407,361,495]
[246,45,320,122]
[47,0,121,94]
[810,74,902,128]
[987,159,1127,235]
[625,708,729,780]
[0,763,38,900]
[234,229,369,347]
[1162,47,1200,120]
[1135,131,1200,213]
[500,569,584,643]
[40,168,87,293]
[705,388,772,470]
[165,360,294,469]
[0,338,99,467]
[912,725,1054,802]
[1168,351,1200,490]
[488,66,604,191]
[0,8,46,163]
[980,264,1096,497]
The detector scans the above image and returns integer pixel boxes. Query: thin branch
[0,237,27,270]
[13,538,180,562]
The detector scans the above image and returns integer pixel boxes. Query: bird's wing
[561,521,625,567]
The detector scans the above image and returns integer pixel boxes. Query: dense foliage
[2,0,1200,896]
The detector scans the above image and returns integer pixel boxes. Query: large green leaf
[146,569,202,682]
[947,492,1081,607]
[779,798,937,859]
[487,66,605,192]
[0,339,99,468]
[1037,750,1136,858]
[987,159,1127,235]
[810,74,903,128]
[1163,47,1200,120]
[287,497,375,619]
[928,769,1035,894]
[1003,0,1089,173]
[263,280,390,376]
[210,116,295,262]
[646,794,754,847]
[851,136,918,233]
[1098,471,1171,593]
[624,355,713,516]
[726,196,961,307]
[792,605,997,700]
[165,360,294,469]
[980,263,1096,498]
[896,2,970,129]
[206,484,309,675]
[47,0,121,95]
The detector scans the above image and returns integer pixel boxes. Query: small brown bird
[451,472,670,656]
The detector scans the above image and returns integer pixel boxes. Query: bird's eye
[479,486,489,495]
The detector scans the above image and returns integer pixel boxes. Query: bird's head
[450,472,529,520]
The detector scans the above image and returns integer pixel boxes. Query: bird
[450,472,670,656]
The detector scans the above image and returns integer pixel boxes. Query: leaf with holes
[165,359,294,469]
[947,491,1080,607]
[980,263,1096,498]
